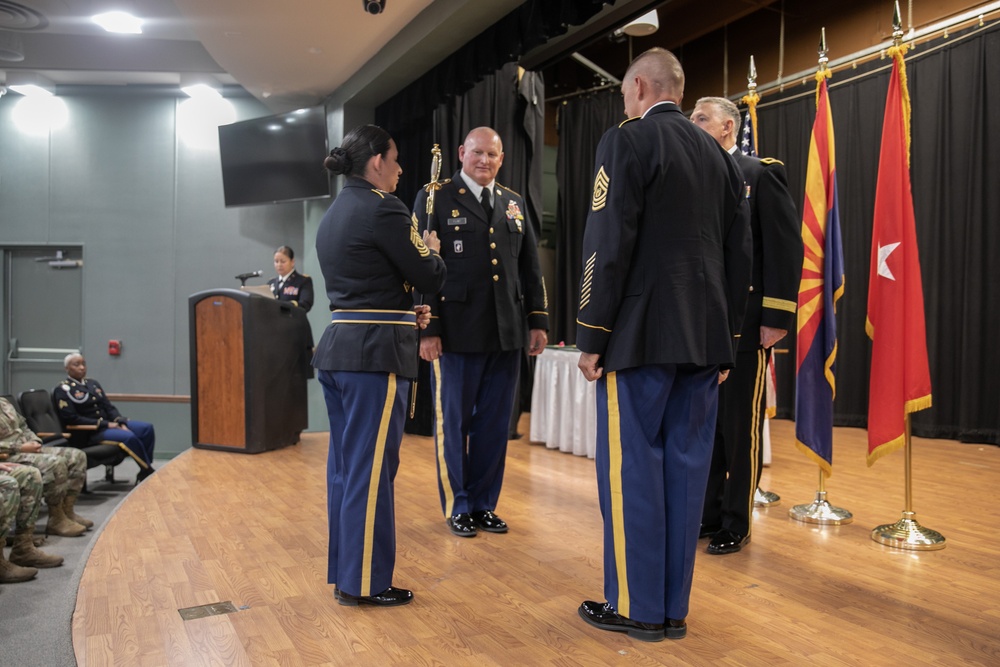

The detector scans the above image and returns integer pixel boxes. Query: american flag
[740,108,757,157]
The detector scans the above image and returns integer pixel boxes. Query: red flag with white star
[865,45,932,465]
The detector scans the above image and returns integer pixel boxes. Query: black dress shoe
[707,528,749,555]
[135,467,155,485]
[699,524,721,539]
[334,586,413,607]
[578,600,665,642]
[446,513,477,537]
[665,617,687,639]
[470,510,508,533]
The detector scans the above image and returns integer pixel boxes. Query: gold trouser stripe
[432,360,455,517]
[108,441,150,470]
[746,350,767,536]
[606,372,629,618]
[361,374,396,596]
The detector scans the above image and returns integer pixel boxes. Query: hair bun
[324,146,352,175]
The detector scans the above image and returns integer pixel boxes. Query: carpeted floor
[0,457,167,667]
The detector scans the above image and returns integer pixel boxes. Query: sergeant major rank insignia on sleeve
[592,165,609,211]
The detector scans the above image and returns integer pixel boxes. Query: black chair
[16,389,127,484]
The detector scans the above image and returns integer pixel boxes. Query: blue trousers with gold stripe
[91,420,155,467]
[595,363,718,624]
[319,369,408,597]
[430,350,519,517]
[703,347,770,537]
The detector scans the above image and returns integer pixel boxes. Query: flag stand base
[789,491,853,525]
[871,511,946,550]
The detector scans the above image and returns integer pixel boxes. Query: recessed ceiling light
[92,11,144,34]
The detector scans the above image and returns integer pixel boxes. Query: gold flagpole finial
[747,55,757,95]
[892,1,904,46]
[818,27,828,72]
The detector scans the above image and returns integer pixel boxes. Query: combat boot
[63,492,93,529]
[46,499,87,537]
[0,549,38,583]
[9,529,63,568]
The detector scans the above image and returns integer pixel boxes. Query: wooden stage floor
[73,417,1000,666]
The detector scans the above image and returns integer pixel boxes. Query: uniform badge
[745,185,752,199]
[592,165,609,211]
[283,286,299,296]
[447,217,467,226]
[453,240,464,254]
[458,188,467,194]
[451,209,459,218]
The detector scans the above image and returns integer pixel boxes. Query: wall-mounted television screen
[218,106,331,207]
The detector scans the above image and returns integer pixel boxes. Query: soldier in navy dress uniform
[268,246,314,312]
[268,245,315,379]
[691,97,803,555]
[314,124,445,607]
[575,49,752,642]
[53,353,156,483]
[412,127,548,538]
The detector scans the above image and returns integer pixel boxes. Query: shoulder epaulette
[496,183,522,198]
[618,116,640,128]
[760,157,784,166]
[370,189,386,199]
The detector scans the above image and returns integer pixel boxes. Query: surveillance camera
[363,0,386,14]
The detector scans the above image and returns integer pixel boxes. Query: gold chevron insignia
[410,226,430,257]
[592,166,609,211]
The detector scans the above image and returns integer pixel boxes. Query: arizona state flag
[866,45,932,465]
[795,74,844,478]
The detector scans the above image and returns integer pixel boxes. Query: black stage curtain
[553,88,623,345]
[755,22,1000,445]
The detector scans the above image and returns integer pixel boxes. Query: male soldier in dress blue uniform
[53,354,155,483]
[412,127,549,538]
[575,49,752,642]
[692,97,803,555]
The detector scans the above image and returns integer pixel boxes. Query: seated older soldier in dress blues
[53,353,156,483]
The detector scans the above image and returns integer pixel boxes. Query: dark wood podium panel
[194,296,246,449]
[189,288,309,453]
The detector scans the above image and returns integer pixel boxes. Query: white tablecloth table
[529,347,597,458]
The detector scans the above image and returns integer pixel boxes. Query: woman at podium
[268,245,314,312]
[314,124,445,608]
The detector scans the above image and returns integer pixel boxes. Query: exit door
[2,246,83,395]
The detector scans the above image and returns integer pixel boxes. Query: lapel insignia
[458,188,467,194]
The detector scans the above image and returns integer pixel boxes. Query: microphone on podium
[235,270,262,286]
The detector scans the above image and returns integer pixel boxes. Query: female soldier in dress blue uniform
[314,125,446,607]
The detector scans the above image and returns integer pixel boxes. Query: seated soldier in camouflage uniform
[0,462,64,583]
[0,397,91,537]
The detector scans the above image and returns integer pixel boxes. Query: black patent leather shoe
[707,528,749,555]
[665,617,687,639]
[699,524,721,539]
[446,513,477,537]
[470,510,508,533]
[578,600,665,642]
[334,586,413,607]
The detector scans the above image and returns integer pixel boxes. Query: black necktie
[480,188,493,219]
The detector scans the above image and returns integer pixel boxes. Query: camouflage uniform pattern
[0,398,86,501]
[0,464,44,540]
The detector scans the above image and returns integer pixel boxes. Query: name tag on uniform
[448,217,467,226]
[453,240,464,254]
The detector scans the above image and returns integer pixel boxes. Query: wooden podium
[188,288,309,452]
